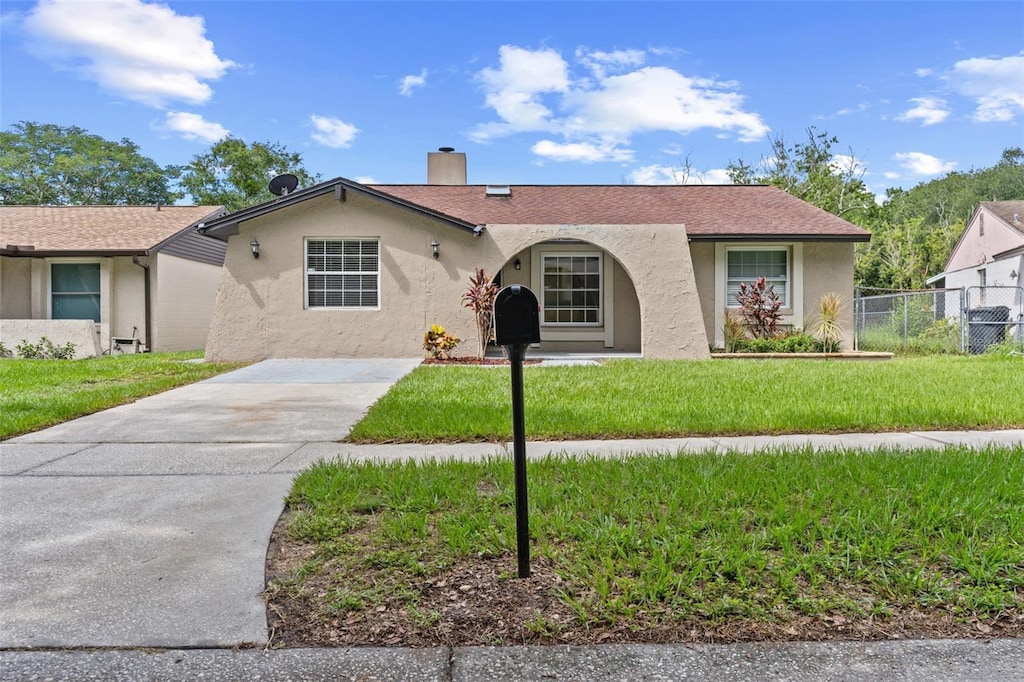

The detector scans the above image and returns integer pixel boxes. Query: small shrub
[732,332,824,354]
[0,341,11,359]
[423,324,461,360]
[14,337,77,360]
[812,292,844,353]
[722,309,746,352]
[462,268,499,360]
[735,277,782,339]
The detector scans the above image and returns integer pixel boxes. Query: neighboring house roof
[0,205,226,259]
[940,200,1024,273]
[979,200,1024,237]
[370,184,871,241]
[197,179,870,242]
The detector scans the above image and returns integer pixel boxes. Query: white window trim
[33,257,110,349]
[724,246,791,308]
[530,244,615,347]
[303,237,381,311]
[714,243,803,348]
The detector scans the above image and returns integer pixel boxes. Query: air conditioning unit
[110,337,143,354]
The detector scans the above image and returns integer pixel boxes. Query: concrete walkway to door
[0,359,422,649]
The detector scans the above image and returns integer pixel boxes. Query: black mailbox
[494,285,541,346]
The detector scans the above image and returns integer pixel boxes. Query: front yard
[349,355,1024,442]
[0,352,244,439]
[268,445,1024,646]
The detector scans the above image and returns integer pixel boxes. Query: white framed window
[305,238,380,309]
[542,252,602,325]
[726,247,789,307]
[51,262,101,322]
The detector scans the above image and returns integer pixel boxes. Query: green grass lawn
[0,352,245,439]
[348,356,1024,442]
[270,445,1024,645]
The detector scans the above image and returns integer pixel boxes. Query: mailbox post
[493,285,541,578]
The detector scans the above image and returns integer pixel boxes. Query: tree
[178,137,320,211]
[0,121,180,205]
[727,126,875,222]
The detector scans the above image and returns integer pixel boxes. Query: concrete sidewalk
[2,639,1023,681]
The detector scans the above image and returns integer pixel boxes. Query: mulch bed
[422,357,542,365]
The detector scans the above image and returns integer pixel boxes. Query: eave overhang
[197,178,482,240]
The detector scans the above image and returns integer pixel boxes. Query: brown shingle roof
[368,184,870,240]
[0,205,224,253]
[981,201,1024,236]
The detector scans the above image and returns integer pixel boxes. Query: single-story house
[198,150,870,361]
[1,205,226,356]
[928,201,1024,293]
[926,200,1024,341]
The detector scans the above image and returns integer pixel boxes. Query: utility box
[494,285,540,346]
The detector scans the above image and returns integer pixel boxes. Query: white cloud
[915,68,933,77]
[162,111,228,142]
[883,171,901,180]
[896,97,950,126]
[576,47,645,79]
[945,53,1024,122]
[310,115,359,148]
[835,102,870,116]
[627,164,731,185]
[893,152,956,176]
[531,139,633,163]
[24,0,235,107]
[399,69,427,96]
[471,45,768,162]
[354,176,378,184]
[830,154,864,176]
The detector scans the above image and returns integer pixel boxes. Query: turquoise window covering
[52,263,100,322]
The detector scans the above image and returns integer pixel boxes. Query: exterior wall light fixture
[514,258,522,271]
[431,240,439,259]
[250,238,260,259]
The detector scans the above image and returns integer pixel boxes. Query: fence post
[903,293,909,350]
[853,286,860,351]
[960,287,966,354]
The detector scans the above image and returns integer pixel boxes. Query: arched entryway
[495,239,642,354]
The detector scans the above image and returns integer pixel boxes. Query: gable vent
[485,184,511,197]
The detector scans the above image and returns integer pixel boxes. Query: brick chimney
[427,147,467,185]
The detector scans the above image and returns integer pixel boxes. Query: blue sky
[2,1,1022,201]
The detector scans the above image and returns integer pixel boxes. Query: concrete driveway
[0,359,421,648]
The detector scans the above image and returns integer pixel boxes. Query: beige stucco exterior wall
[110,257,145,349]
[688,242,716,350]
[204,192,709,361]
[801,242,856,349]
[0,319,102,357]
[151,253,222,351]
[0,257,32,319]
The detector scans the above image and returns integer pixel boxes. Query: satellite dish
[268,173,299,196]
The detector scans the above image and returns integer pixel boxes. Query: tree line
[0,121,318,212]
[726,128,1023,290]
[2,121,1022,289]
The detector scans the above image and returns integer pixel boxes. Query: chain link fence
[854,286,1024,354]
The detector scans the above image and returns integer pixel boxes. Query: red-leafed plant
[735,277,782,339]
[462,268,499,359]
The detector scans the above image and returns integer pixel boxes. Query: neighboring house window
[51,263,100,322]
[726,248,789,307]
[542,253,601,324]
[305,238,379,308]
